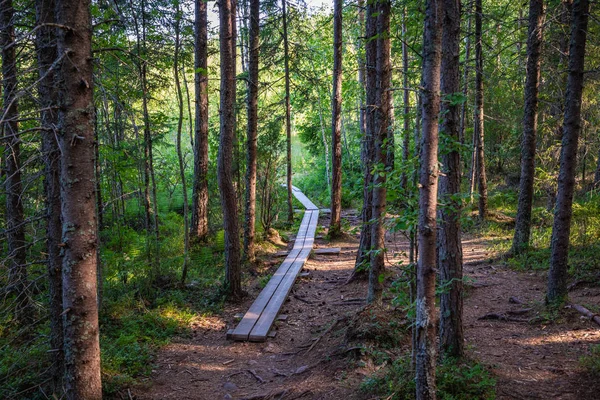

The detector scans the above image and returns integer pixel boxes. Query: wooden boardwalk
[229,186,319,342]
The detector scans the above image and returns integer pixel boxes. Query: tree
[368,0,391,305]
[131,0,160,267]
[1,0,30,326]
[329,0,343,238]
[35,0,63,387]
[352,0,376,280]
[416,0,442,397]
[438,0,464,359]
[400,6,410,191]
[244,0,260,263]
[511,0,545,255]
[191,0,210,243]
[219,0,243,299]
[282,0,293,224]
[55,0,102,397]
[173,2,190,284]
[546,0,589,304]
[474,0,488,219]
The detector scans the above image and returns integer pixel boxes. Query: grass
[360,353,496,400]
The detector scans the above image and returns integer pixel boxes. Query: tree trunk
[438,0,464,359]
[352,0,374,280]
[400,6,410,192]
[368,0,391,305]
[1,0,30,326]
[459,4,472,146]
[35,0,63,387]
[219,0,243,299]
[282,0,293,224]
[191,0,210,243]
[329,0,343,238]
[174,5,190,284]
[547,0,589,305]
[474,0,488,220]
[511,0,545,255]
[244,0,259,263]
[55,0,102,397]
[131,0,160,268]
[416,0,442,397]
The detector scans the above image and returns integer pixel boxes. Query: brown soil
[133,212,600,400]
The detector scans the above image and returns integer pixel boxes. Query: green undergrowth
[581,345,600,376]
[361,354,496,400]
[100,290,204,396]
[469,188,600,282]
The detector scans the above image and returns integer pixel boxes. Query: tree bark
[352,0,374,280]
[191,0,210,243]
[1,0,30,326]
[55,0,102,397]
[35,0,63,386]
[400,6,410,191]
[244,0,260,263]
[368,0,391,305]
[511,0,545,255]
[174,4,190,284]
[329,0,343,238]
[459,4,472,146]
[438,0,464,360]
[474,0,488,220]
[219,0,243,299]
[282,0,293,224]
[416,0,442,397]
[547,0,589,304]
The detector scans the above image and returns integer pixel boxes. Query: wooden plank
[231,187,320,341]
[313,247,341,255]
[248,210,319,341]
[230,248,304,340]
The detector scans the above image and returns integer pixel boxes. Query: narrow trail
[135,213,600,400]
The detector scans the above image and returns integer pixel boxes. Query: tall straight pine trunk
[55,0,102,397]
[474,0,488,219]
[191,0,210,242]
[174,4,190,284]
[352,0,376,279]
[416,0,442,397]
[512,0,545,255]
[35,0,64,387]
[329,0,343,238]
[282,0,294,223]
[547,0,589,304]
[368,0,391,305]
[244,0,260,262]
[219,0,243,299]
[438,0,464,359]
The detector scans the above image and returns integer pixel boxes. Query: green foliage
[100,292,199,395]
[581,345,600,376]
[361,354,496,400]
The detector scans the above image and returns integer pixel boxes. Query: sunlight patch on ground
[510,329,600,347]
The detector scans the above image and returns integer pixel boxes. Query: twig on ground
[478,312,529,322]
[293,294,314,304]
[569,303,600,327]
[248,369,266,383]
[305,317,344,354]
[509,296,524,305]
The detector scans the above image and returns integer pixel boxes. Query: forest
[0,0,599,398]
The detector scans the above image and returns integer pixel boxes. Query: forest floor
[134,210,600,400]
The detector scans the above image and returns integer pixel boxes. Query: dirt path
[463,238,600,399]
[134,215,600,400]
